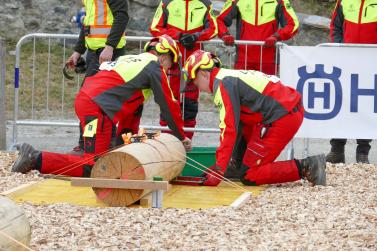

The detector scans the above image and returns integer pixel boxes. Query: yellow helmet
[144,35,181,63]
[182,50,222,83]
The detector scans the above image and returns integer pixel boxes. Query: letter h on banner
[297,64,342,120]
[307,82,330,109]
[350,74,377,113]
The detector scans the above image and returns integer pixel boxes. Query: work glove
[221,33,235,46]
[179,33,198,51]
[202,165,224,186]
[181,137,192,152]
[264,35,279,48]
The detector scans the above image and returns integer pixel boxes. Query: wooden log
[90,133,186,206]
[0,196,31,251]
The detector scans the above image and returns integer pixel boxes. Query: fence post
[0,38,6,150]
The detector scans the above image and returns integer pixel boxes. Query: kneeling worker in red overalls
[12,35,192,177]
[182,50,326,186]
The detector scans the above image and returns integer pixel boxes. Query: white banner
[280,45,377,139]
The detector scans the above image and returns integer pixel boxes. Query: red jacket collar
[209,68,221,93]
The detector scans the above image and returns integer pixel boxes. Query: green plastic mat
[181,147,217,177]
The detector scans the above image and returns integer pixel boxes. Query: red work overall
[241,106,304,185]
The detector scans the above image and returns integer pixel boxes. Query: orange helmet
[144,35,181,63]
[182,50,222,83]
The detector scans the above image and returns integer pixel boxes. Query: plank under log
[71,178,171,191]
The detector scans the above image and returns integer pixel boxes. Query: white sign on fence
[280,45,377,139]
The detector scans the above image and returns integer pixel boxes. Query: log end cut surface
[91,152,145,206]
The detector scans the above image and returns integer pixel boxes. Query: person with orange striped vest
[217,0,299,74]
[149,0,218,139]
[326,0,377,164]
[66,0,129,154]
[67,0,128,77]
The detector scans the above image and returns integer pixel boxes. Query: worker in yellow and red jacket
[183,50,326,186]
[150,0,218,139]
[11,36,192,177]
[330,0,377,44]
[217,0,299,74]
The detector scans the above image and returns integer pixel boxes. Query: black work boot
[12,143,41,174]
[325,151,345,164]
[327,139,346,164]
[356,139,371,164]
[299,154,326,186]
[356,153,369,164]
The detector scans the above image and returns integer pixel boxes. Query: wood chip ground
[1,152,376,250]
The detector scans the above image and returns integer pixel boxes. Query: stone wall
[127,0,160,36]
[0,0,82,39]
[0,0,161,40]
[0,0,331,46]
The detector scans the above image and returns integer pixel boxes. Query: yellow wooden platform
[4,179,264,209]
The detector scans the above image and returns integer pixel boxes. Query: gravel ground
[0,152,42,193]
[1,152,377,250]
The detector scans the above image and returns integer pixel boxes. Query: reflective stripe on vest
[87,26,112,38]
[83,0,126,50]
[342,0,377,24]
[94,0,108,25]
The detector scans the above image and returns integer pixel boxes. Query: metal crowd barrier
[11,33,288,155]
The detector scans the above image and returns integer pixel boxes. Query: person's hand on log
[181,137,192,152]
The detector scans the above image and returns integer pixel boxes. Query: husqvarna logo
[297,64,342,120]
[296,64,377,120]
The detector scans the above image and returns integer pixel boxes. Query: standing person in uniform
[217,0,299,74]
[183,50,326,186]
[66,0,129,154]
[326,0,377,164]
[150,0,218,139]
[12,36,192,177]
